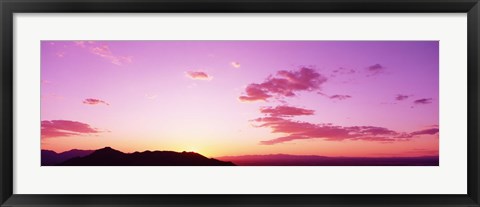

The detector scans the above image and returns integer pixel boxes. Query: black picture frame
[1,0,479,206]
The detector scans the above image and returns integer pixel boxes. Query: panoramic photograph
[41,41,439,166]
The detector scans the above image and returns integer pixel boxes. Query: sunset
[41,41,439,166]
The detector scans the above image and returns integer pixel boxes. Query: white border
[13,13,467,194]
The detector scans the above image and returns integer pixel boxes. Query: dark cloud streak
[83,98,109,106]
[414,98,433,104]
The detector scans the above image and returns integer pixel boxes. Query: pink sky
[41,41,439,157]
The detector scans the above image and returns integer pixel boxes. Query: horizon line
[41,146,439,159]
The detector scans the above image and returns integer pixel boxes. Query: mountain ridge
[41,149,94,166]
[42,147,438,166]
[57,147,235,166]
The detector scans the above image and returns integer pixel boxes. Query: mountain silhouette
[42,149,94,166]
[216,154,439,166]
[58,147,235,166]
[43,147,437,166]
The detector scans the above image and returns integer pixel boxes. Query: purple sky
[41,41,439,157]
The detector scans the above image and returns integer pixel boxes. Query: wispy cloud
[366,64,386,76]
[83,98,110,106]
[185,71,213,80]
[259,105,314,117]
[239,67,327,102]
[74,41,132,66]
[41,120,102,138]
[395,94,411,101]
[331,67,355,77]
[253,115,438,145]
[90,45,132,66]
[410,128,439,136]
[329,94,352,100]
[318,92,352,100]
[413,98,433,104]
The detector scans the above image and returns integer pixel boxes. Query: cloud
[349,137,396,142]
[333,67,355,74]
[366,64,386,76]
[252,116,285,123]
[331,67,355,77]
[83,98,110,106]
[260,135,309,145]
[410,128,439,136]
[254,116,435,145]
[238,84,272,102]
[318,92,351,100]
[41,120,102,138]
[254,117,399,145]
[329,94,352,100]
[413,98,433,104]
[185,71,213,80]
[90,45,132,66]
[259,105,315,117]
[239,67,327,102]
[395,94,411,101]
[231,61,241,68]
[74,41,132,66]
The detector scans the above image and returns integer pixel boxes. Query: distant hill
[43,147,438,166]
[216,154,439,166]
[58,147,235,166]
[42,149,94,166]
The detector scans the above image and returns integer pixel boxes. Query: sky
[41,41,439,158]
